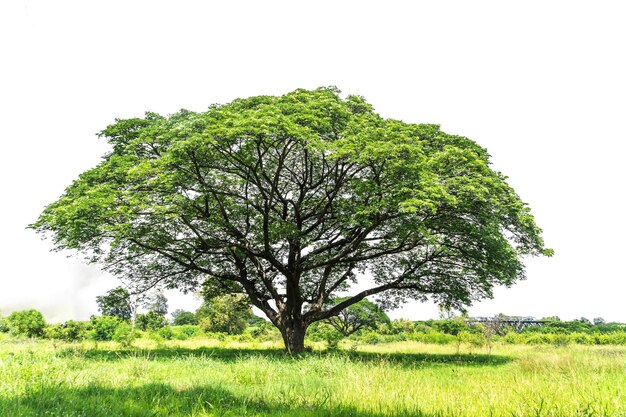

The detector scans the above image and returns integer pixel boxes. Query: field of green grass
[0,336,624,417]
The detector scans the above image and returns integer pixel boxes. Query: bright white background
[1,1,624,323]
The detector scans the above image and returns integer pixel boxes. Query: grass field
[0,337,624,417]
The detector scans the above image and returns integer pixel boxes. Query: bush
[385,319,415,335]
[135,311,168,331]
[359,330,382,345]
[44,324,65,340]
[7,309,46,337]
[196,294,253,335]
[90,315,123,341]
[418,331,456,345]
[171,310,198,326]
[112,322,136,347]
[171,325,200,340]
[157,326,174,340]
[0,316,9,333]
[63,320,89,342]
[43,320,90,342]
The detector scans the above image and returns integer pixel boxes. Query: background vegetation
[2,302,625,416]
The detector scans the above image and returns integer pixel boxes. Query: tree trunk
[280,322,308,354]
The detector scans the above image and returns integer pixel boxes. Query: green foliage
[326,297,390,336]
[157,326,174,340]
[171,309,198,326]
[0,316,8,333]
[31,87,552,352]
[43,324,65,340]
[384,319,416,335]
[95,287,132,321]
[307,322,343,349]
[248,319,279,340]
[145,291,168,317]
[197,294,253,335]
[44,320,90,342]
[62,320,90,342]
[6,309,46,337]
[112,322,136,347]
[170,325,200,340]
[135,310,168,331]
[89,315,123,341]
[434,317,469,336]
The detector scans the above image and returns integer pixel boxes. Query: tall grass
[0,336,624,416]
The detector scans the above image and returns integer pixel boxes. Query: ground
[0,337,624,416]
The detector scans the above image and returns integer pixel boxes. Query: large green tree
[31,87,551,352]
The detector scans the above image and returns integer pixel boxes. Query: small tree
[7,309,46,337]
[96,287,132,321]
[145,290,168,317]
[197,294,253,335]
[135,310,168,331]
[171,309,198,325]
[593,317,606,325]
[326,297,390,337]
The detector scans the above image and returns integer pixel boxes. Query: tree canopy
[95,287,132,321]
[31,87,551,352]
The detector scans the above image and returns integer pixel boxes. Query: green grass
[0,336,624,416]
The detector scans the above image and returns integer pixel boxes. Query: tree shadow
[0,382,438,417]
[57,345,512,368]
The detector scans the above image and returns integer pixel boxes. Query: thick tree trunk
[279,321,308,353]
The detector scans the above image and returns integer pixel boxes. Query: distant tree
[326,298,389,337]
[171,309,198,325]
[435,316,468,336]
[197,294,253,335]
[593,317,606,325]
[96,287,132,321]
[7,309,46,337]
[145,290,168,317]
[135,310,168,331]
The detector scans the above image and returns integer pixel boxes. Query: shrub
[44,324,65,340]
[7,309,46,337]
[359,330,382,345]
[157,326,174,340]
[386,319,415,335]
[90,315,123,341]
[196,294,252,335]
[135,311,168,331]
[112,322,136,347]
[63,320,89,342]
[0,316,9,333]
[419,331,456,345]
[171,310,198,326]
[552,334,571,347]
[234,333,254,343]
[171,325,200,340]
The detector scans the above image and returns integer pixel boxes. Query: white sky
[1,1,624,323]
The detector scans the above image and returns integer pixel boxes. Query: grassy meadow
[0,335,624,417]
